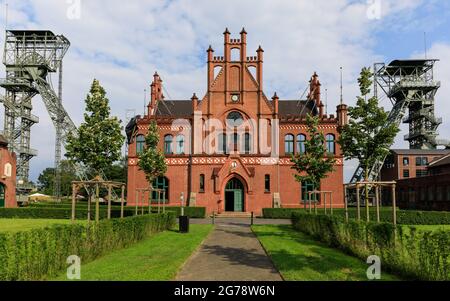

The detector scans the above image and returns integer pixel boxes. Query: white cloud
[0,0,436,182]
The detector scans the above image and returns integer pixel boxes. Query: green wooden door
[233,190,243,212]
[0,184,5,208]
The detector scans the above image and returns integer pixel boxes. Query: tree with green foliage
[37,160,78,196]
[65,79,124,176]
[138,121,167,192]
[291,113,336,202]
[338,67,399,206]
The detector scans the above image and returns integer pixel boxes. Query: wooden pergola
[71,177,126,223]
[306,190,334,215]
[135,187,166,215]
[344,181,397,225]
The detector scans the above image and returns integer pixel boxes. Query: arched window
[244,133,251,154]
[326,134,335,155]
[296,134,306,154]
[164,135,173,154]
[285,134,294,155]
[176,135,185,154]
[233,133,239,152]
[231,47,240,61]
[152,176,169,203]
[218,132,227,154]
[199,174,205,192]
[136,134,145,154]
[226,111,244,128]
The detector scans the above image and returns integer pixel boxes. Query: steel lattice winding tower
[0,30,71,192]
[350,59,446,185]
[376,59,442,150]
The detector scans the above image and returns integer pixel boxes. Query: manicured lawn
[54,224,213,281]
[252,225,400,281]
[0,218,84,233]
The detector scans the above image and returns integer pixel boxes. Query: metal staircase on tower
[349,59,446,186]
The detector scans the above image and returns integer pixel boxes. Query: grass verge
[54,224,213,281]
[252,224,400,281]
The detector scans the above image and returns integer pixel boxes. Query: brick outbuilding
[0,134,17,208]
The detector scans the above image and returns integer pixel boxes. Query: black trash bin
[179,215,189,233]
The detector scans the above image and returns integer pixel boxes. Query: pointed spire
[223,27,230,35]
[256,45,264,52]
[272,92,278,99]
[240,27,247,34]
[207,45,214,52]
[191,93,198,100]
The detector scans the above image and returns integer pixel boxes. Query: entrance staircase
[213,212,252,218]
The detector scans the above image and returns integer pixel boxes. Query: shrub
[150,206,206,218]
[263,207,450,225]
[0,213,176,280]
[0,207,135,220]
[291,212,450,280]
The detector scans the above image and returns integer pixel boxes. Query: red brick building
[127,29,347,215]
[396,153,450,211]
[0,135,17,208]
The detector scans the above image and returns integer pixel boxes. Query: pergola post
[148,188,152,214]
[392,184,397,226]
[163,190,166,213]
[314,193,317,214]
[71,183,76,223]
[135,190,139,215]
[95,183,100,223]
[107,184,112,219]
[87,188,91,223]
[120,185,125,219]
[330,192,333,215]
[344,185,348,222]
[308,192,312,213]
[356,184,361,221]
[141,190,145,215]
[375,185,380,223]
[158,190,161,214]
[366,185,370,222]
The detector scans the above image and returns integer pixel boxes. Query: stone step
[213,212,252,218]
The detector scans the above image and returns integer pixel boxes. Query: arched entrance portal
[225,178,245,212]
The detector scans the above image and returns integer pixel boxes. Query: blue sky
[0,0,449,182]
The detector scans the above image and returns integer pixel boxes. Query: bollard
[212,211,215,225]
[251,211,254,226]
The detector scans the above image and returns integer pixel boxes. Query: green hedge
[291,212,450,280]
[0,207,135,220]
[263,208,450,225]
[149,206,206,218]
[0,213,176,280]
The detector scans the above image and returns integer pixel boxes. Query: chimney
[272,92,279,116]
[191,93,198,111]
[308,72,324,117]
[337,104,348,128]
[148,72,164,116]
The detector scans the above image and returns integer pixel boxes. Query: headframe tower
[0,30,73,193]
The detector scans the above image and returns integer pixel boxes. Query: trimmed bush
[150,206,206,218]
[0,207,135,220]
[0,213,176,280]
[263,207,450,225]
[291,212,450,280]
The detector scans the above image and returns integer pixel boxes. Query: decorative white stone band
[129,157,343,166]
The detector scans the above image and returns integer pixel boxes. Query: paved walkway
[175,220,283,281]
